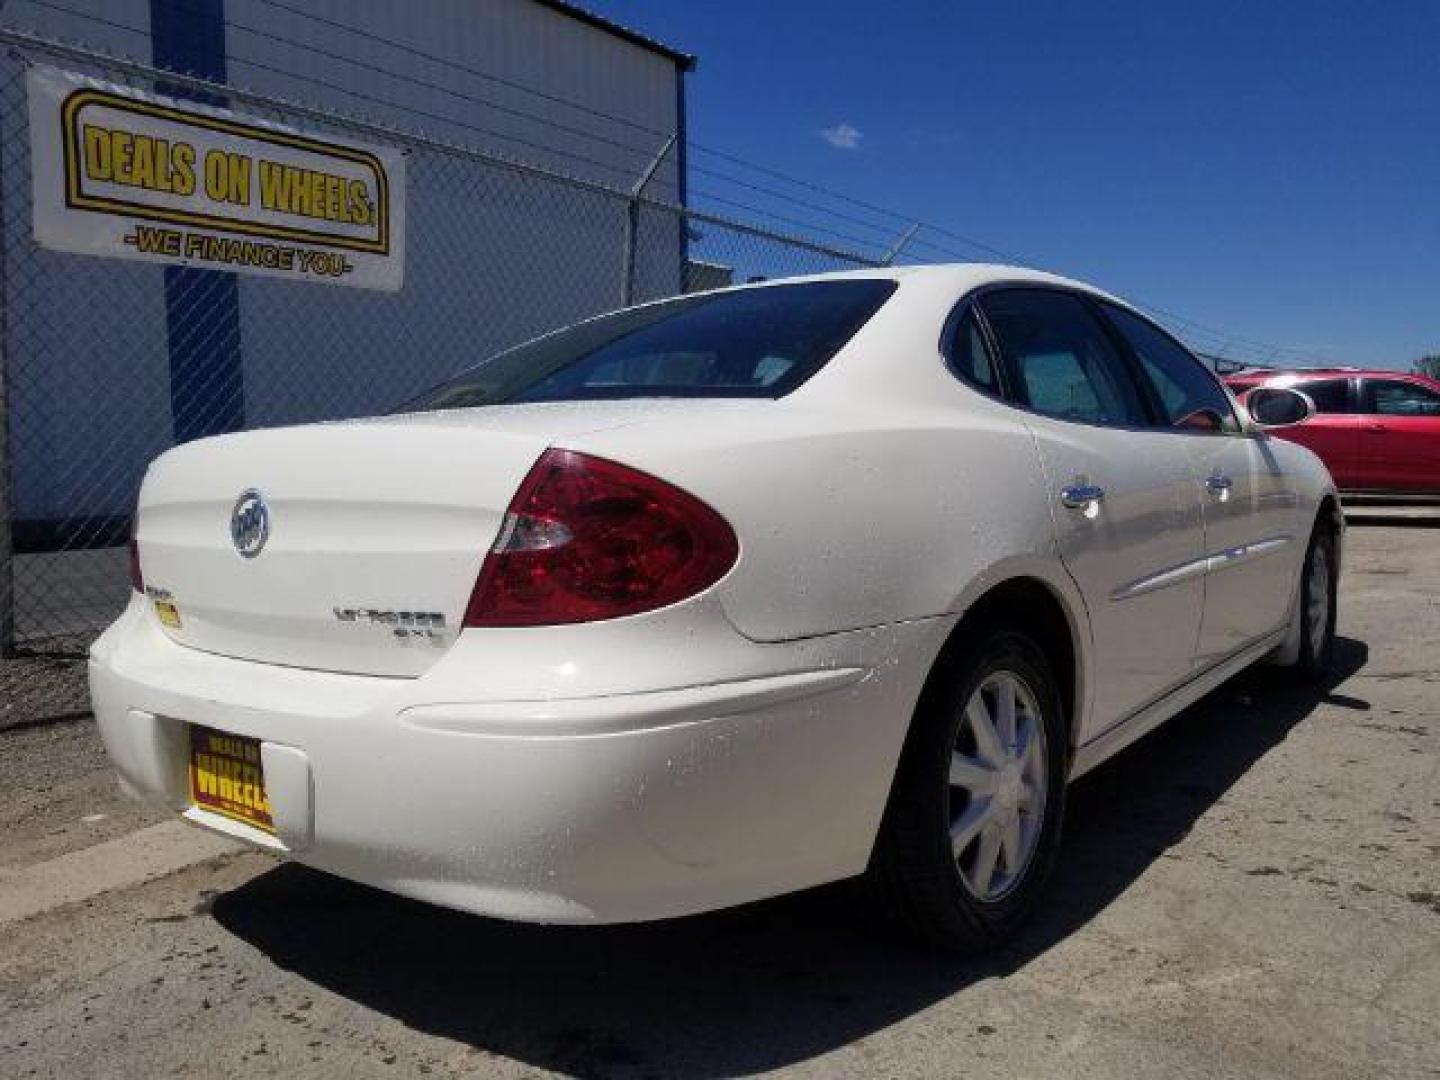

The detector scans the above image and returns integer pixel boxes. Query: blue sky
[600,1,1438,369]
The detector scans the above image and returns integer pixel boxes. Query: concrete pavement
[1,523,1436,1079]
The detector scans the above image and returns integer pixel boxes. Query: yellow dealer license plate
[189,726,274,834]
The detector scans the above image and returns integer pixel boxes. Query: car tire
[869,626,1067,953]
[1290,521,1338,682]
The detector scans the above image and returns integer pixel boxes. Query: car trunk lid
[134,401,698,677]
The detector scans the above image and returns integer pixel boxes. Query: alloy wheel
[947,670,1048,902]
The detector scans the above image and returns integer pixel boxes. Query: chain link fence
[0,29,883,726]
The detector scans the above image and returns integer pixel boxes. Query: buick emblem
[230,489,270,559]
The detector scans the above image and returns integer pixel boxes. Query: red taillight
[127,514,143,594]
[464,449,738,627]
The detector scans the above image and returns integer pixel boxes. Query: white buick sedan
[91,265,1340,951]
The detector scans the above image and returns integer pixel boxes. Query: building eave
[532,0,697,70]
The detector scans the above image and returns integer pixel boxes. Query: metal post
[0,126,13,659]
[881,222,921,266]
[0,385,11,661]
[621,134,676,307]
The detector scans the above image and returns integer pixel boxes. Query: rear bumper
[89,597,948,923]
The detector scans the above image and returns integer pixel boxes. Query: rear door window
[1362,379,1440,416]
[978,288,1151,427]
[402,280,897,410]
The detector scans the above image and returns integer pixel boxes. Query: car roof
[707,262,1141,311]
[1225,368,1437,386]
[725,262,1089,289]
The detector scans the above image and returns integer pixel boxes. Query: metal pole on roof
[621,134,677,307]
[881,222,921,266]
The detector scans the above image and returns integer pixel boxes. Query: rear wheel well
[930,578,1080,751]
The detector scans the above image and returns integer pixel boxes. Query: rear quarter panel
[575,399,1065,642]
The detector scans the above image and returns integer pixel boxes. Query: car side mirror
[1246,386,1314,428]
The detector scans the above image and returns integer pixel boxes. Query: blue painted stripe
[675,65,689,276]
[149,0,244,442]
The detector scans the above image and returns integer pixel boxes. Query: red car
[1225,368,1440,497]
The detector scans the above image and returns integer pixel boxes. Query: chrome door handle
[1205,474,1234,493]
[1060,484,1105,509]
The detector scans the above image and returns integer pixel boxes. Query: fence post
[0,342,11,660]
[0,343,11,660]
[0,102,12,660]
[620,134,676,307]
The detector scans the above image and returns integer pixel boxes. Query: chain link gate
[0,28,881,727]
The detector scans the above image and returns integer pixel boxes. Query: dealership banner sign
[27,66,406,291]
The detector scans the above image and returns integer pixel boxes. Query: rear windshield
[400,279,897,411]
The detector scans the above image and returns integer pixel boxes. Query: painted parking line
[0,820,241,925]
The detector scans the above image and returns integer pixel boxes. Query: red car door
[1358,377,1440,494]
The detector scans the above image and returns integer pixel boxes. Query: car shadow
[213,637,1368,1078]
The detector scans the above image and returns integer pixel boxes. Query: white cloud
[820,122,862,150]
